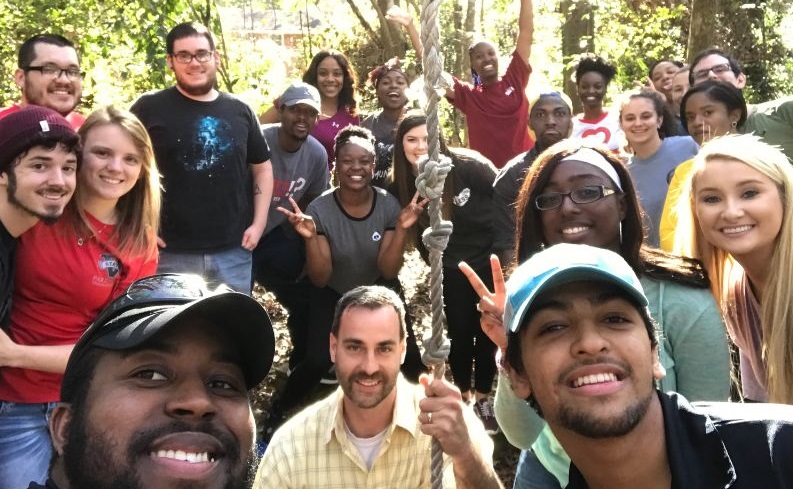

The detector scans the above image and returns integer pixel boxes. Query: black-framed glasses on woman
[535,185,618,211]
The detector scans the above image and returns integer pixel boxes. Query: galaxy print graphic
[187,116,234,171]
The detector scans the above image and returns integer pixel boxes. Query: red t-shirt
[0,103,86,129]
[450,51,534,169]
[0,214,157,402]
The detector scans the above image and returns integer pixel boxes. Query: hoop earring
[731,120,738,128]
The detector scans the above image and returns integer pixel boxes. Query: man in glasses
[493,90,573,263]
[131,22,273,294]
[0,34,85,128]
[504,243,793,489]
[29,273,275,489]
[689,47,793,160]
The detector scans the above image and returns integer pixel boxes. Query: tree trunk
[560,0,594,115]
[687,0,722,61]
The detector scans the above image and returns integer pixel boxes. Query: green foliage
[0,0,193,110]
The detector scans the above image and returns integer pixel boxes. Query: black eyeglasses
[24,65,84,80]
[692,63,732,83]
[535,185,618,210]
[172,50,214,64]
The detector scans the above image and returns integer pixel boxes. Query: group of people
[1,0,793,487]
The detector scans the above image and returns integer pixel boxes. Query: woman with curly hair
[571,54,623,152]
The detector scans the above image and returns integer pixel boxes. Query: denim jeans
[513,449,563,489]
[0,401,58,489]
[158,246,253,294]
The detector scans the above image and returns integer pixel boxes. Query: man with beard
[130,22,273,294]
[253,81,328,392]
[492,91,573,263]
[254,285,502,488]
[504,243,793,489]
[33,273,275,489]
[0,34,85,128]
[0,106,77,333]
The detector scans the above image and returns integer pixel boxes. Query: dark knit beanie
[0,106,78,173]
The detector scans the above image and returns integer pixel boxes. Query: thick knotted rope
[419,1,451,488]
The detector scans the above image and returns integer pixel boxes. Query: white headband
[560,147,622,190]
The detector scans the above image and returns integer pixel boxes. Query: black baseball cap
[61,274,275,401]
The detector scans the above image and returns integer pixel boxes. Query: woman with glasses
[659,81,748,251]
[0,106,160,489]
[460,139,729,489]
[619,88,697,247]
[388,112,500,433]
[673,134,793,404]
[261,50,360,170]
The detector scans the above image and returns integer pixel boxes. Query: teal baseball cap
[505,244,648,334]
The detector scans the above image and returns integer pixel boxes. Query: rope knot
[421,331,450,367]
[416,154,453,200]
[421,220,452,252]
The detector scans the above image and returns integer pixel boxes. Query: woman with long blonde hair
[674,133,793,403]
[0,106,160,488]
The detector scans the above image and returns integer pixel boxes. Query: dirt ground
[251,250,520,486]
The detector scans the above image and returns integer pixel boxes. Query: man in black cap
[32,273,275,489]
[0,105,78,331]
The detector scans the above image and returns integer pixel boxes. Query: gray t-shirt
[628,136,698,247]
[262,124,330,235]
[306,187,400,294]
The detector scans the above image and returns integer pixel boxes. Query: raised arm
[386,5,423,59]
[515,0,534,65]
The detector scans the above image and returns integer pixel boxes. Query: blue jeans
[513,449,563,489]
[158,246,253,294]
[0,401,57,489]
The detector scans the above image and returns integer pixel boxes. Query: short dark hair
[166,22,215,55]
[688,47,743,85]
[680,80,748,133]
[8,136,81,174]
[331,285,407,339]
[18,34,76,68]
[574,54,617,85]
[59,347,104,405]
[302,50,358,115]
[333,124,376,160]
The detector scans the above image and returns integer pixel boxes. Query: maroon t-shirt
[450,51,533,169]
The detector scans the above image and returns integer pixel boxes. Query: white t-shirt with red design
[571,111,624,152]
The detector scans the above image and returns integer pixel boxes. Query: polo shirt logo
[505,86,515,96]
[453,188,471,207]
[372,231,382,241]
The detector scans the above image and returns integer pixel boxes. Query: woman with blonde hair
[0,106,160,488]
[674,133,793,403]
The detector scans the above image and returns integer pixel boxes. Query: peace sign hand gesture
[458,255,507,350]
[398,191,430,230]
[277,197,317,240]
